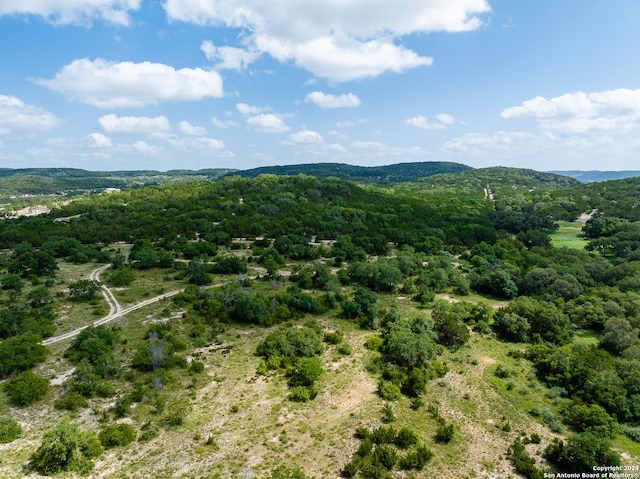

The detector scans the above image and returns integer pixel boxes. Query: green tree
[68,279,100,301]
[0,416,22,443]
[31,418,103,475]
[5,370,49,406]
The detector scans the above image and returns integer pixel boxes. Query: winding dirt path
[42,265,183,346]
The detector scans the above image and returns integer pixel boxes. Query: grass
[4,253,640,479]
[550,220,587,250]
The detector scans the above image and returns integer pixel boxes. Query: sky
[1,1,640,172]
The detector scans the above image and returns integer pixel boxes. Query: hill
[222,161,472,183]
[0,168,236,196]
[549,170,640,183]
[1,173,639,478]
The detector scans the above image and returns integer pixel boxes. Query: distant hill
[413,167,581,196]
[0,168,236,196]
[549,170,640,183]
[223,161,472,183]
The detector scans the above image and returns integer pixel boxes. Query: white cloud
[0,95,60,135]
[501,88,640,135]
[246,114,290,133]
[288,130,324,144]
[305,91,360,109]
[201,40,260,70]
[237,103,267,115]
[179,120,206,136]
[164,0,490,81]
[99,114,170,134]
[211,117,238,128]
[0,0,141,26]
[404,113,456,130]
[132,140,161,154]
[442,131,532,152]
[167,136,225,151]
[87,132,113,148]
[35,58,224,108]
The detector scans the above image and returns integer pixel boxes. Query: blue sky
[1,0,640,172]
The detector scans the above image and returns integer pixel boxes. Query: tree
[0,416,22,443]
[98,423,136,448]
[68,279,100,301]
[31,418,103,475]
[289,357,323,386]
[544,432,620,473]
[0,333,49,378]
[4,370,49,406]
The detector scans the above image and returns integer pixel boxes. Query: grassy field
[550,221,587,250]
[2,255,639,479]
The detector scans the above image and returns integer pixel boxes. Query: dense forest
[1,164,640,478]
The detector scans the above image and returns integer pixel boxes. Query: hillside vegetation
[1,168,640,478]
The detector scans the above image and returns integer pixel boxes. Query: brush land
[1,164,640,479]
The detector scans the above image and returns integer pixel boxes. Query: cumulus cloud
[305,91,360,109]
[246,114,290,133]
[237,103,267,115]
[87,132,113,148]
[164,0,490,81]
[443,131,532,152]
[179,120,206,136]
[211,117,238,128]
[288,130,324,144]
[0,95,60,135]
[0,0,141,26]
[99,114,170,134]
[35,58,224,108]
[404,113,456,130]
[501,88,640,135]
[201,40,260,70]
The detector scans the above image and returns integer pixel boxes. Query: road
[42,265,184,346]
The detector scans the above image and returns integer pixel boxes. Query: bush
[371,426,397,445]
[268,465,307,479]
[289,357,323,387]
[98,423,136,448]
[0,416,22,443]
[288,386,313,402]
[324,331,343,344]
[395,427,418,448]
[31,418,103,475]
[372,444,397,469]
[164,398,192,427]
[544,432,621,472]
[55,391,89,411]
[377,380,401,401]
[5,370,49,406]
[510,438,544,479]
[398,445,433,470]
[434,422,456,443]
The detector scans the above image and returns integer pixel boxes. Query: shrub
[434,422,456,443]
[289,357,323,387]
[268,465,307,479]
[371,426,397,445]
[544,432,621,472]
[356,438,374,457]
[5,370,49,406]
[372,444,397,469]
[494,364,512,378]
[342,461,358,478]
[0,416,22,443]
[395,427,418,449]
[324,331,343,344]
[164,398,192,427]
[189,361,205,374]
[55,391,89,411]
[99,423,136,448]
[377,380,401,401]
[398,445,433,470]
[510,438,544,479]
[31,418,103,475]
[288,386,312,402]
